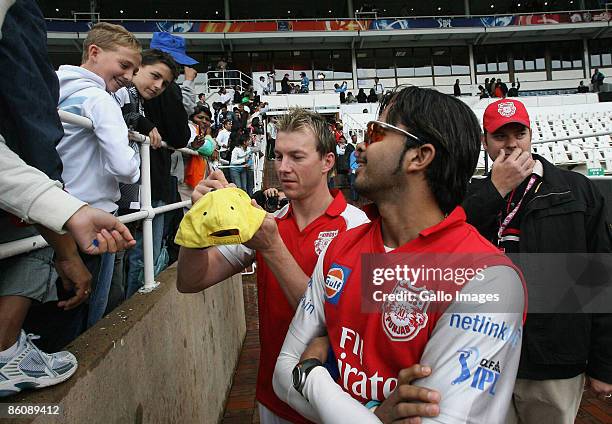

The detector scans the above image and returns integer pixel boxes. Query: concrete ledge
[4,264,246,424]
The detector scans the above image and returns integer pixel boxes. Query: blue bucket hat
[150,32,198,66]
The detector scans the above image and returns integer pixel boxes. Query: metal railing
[0,111,266,291]
[206,70,253,93]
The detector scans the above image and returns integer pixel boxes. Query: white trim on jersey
[340,204,370,231]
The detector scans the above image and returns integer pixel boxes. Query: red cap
[483,99,531,133]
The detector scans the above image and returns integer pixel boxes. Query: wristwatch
[292,358,323,396]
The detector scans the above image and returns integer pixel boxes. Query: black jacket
[280,77,290,94]
[464,155,612,382]
[143,82,190,203]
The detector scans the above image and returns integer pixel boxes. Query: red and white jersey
[276,207,526,423]
[219,190,368,423]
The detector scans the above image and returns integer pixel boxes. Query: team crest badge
[314,230,338,255]
[324,263,351,305]
[382,280,430,341]
[497,102,516,118]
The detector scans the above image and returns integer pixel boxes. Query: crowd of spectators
[0,8,272,397]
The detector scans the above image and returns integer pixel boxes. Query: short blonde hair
[276,108,336,157]
[82,22,141,63]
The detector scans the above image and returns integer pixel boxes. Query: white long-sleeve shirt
[230,146,251,166]
[56,65,140,213]
[0,135,85,235]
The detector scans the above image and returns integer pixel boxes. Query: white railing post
[138,136,160,293]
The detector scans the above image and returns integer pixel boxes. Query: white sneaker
[0,331,78,397]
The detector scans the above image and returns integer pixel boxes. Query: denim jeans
[0,0,64,181]
[86,251,115,328]
[126,200,165,298]
[349,172,359,202]
[105,250,126,316]
[246,166,254,196]
[230,166,247,192]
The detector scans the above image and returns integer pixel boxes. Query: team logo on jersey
[381,281,430,341]
[497,102,516,118]
[314,230,339,255]
[451,347,501,396]
[325,263,351,305]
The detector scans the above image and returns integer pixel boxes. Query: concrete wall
[7,265,246,424]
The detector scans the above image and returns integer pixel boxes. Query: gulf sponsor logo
[325,263,351,305]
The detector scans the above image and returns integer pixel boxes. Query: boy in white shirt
[55,22,141,329]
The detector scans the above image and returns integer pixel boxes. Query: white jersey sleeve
[274,249,380,424]
[216,244,255,269]
[416,265,524,424]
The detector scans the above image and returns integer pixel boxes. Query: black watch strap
[292,358,323,396]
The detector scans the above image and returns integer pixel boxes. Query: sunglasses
[365,121,423,146]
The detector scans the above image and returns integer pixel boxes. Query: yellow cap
[175,187,266,248]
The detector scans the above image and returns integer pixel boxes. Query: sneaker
[0,331,78,397]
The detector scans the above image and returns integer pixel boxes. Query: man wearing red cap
[464,98,612,423]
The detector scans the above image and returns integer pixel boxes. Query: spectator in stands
[591,68,605,92]
[233,84,243,104]
[177,108,368,424]
[357,88,368,103]
[229,134,252,192]
[266,117,278,160]
[464,98,612,423]
[577,80,590,93]
[216,119,232,159]
[478,85,489,99]
[299,72,310,93]
[489,77,498,97]
[335,81,348,93]
[219,87,233,106]
[115,49,179,151]
[236,103,249,129]
[345,91,357,103]
[367,88,378,103]
[216,56,227,87]
[196,93,207,108]
[362,108,369,113]
[125,32,192,298]
[149,33,197,116]
[507,79,520,97]
[348,135,361,202]
[484,78,491,96]
[257,75,269,96]
[55,22,141,330]
[494,78,508,98]
[266,72,275,94]
[453,78,461,96]
[373,76,385,100]
[112,48,180,308]
[335,135,354,187]
[280,73,291,94]
[243,84,256,102]
[182,106,212,202]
